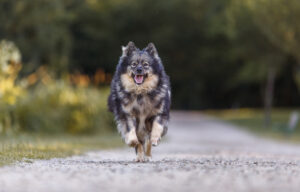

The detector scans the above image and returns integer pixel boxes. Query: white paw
[144,156,151,162]
[125,130,139,147]
[151,121,163,146]
[151,136,161,146]
[135,156,145,163]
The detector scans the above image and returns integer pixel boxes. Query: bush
[14,82,114,134]
[0,40,24,133]
[0,40,114,135]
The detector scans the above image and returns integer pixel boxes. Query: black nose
[136,67,143,73]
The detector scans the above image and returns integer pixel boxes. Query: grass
[204,108,300,142]
[0,133,124,167]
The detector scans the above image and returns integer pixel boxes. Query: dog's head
[121,41,161,85]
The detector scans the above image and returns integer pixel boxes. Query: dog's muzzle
[134,75,144,84]
[132,73,148,85]
[132,66,148,85]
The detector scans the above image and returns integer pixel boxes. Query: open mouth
[133,74,147,85]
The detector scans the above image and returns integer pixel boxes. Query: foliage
[14,82,114,134]
[0,40,24,133]
[0,40,114,135]
[0,0,73,73]
[237,0,300,93]
[0,0,300,109]
[228,0,300,110]
[241,0,300,60]
[0,40,23,104]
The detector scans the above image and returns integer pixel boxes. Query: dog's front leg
[135,143,146,162]
[151,116,164,146]
[144,139,152,161]
[124,117,139,147]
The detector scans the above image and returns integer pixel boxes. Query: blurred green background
[1,0,300,164]
[1,0,300,110]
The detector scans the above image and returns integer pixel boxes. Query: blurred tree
[0,0,73,74]
[0,0,299,110]
[243,0,300,95]
[71,0,241,109]
[229,0,300,126]
[243,0,300,60]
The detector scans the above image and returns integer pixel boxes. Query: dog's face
[128,48,154,85]
[120,42,161,90]
[122,42,160,85]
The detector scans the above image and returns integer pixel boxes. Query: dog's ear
[122,41,136,57]
[145,42,158,58]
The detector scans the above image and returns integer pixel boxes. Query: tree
[229,0,300,127]
[0,0,73,74]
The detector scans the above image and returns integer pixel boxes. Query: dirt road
[1,111,300,192]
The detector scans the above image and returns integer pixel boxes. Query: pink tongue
[134,75,144,84]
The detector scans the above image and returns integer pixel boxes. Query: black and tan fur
[108,42,171,162]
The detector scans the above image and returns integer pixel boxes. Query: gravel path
[1,111,300,192]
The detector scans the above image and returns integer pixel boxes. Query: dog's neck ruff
[121,73,159,94]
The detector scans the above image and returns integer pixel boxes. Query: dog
[108,41,171,162]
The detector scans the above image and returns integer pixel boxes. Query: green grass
[0,133,124,167]
[204,108,300,142]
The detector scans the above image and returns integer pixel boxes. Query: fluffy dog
[108,41,171,162]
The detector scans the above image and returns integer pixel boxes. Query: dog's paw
[151,136,161,146]
[135,156,145,163]
[126,137,139,147]
[125,131,139,147]
[151,122,163,146]
[144,156,151,162]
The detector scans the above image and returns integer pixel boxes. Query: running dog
[108,41,171,162]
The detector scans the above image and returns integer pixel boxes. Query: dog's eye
[143,62,149,67]
[131,62,137,67]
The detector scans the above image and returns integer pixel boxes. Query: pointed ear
[145,42,158,57]
[122,41,136,57]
